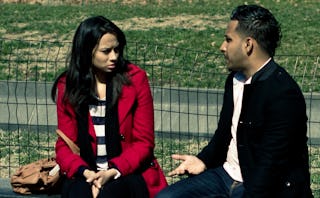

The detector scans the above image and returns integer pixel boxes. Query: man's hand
[168,154,206,176]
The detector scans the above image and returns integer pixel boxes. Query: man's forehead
[226,20,238,31]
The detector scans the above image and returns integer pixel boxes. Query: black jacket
[197,59,313,198]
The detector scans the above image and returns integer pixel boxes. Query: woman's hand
[83,168,119,198]
[92,168,118,189]
[168,154,206,176]
[91,185,100,198]
[83,169,97,183]
[83,169,101,198]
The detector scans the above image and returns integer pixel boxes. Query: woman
[51,16,167,198]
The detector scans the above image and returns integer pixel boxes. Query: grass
[0,0,319,56]
[0,0,319,196]
[0,1,319,90]
[0,0,319,91]
[1,38,319,91]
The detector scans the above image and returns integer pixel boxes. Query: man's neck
[243,57,271,79]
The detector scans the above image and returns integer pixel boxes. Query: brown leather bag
[10,157,61,194]
[10,129,79,195]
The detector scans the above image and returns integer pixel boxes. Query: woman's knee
[61,177,92,198]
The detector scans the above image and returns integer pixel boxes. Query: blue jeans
[156,166,244,198]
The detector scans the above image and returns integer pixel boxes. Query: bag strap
[56,129,80,155]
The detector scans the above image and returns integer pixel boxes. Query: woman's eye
[103,49,112,54]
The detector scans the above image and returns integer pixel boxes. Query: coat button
[120,134,125,140]
[285,181,291,187]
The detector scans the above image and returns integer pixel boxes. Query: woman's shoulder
[127,62,146,75]
[126,63,149,86]
[54,73,67,91]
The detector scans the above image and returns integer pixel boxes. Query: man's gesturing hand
[168,154,206,176]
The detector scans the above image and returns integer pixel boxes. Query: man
[156,4,313,198]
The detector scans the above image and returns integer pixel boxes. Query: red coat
[55,63,167,197]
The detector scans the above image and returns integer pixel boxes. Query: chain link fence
[0,38,319,194]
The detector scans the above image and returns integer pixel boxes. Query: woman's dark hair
[230,4,282,57]
[51,16,130,112]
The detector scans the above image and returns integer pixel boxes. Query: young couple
[52,4,313,198]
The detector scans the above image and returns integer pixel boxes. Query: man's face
[219,20,247,72]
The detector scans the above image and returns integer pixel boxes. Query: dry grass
[0,0,201,5]
[2,14,227,42]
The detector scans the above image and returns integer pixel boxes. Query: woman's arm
[55,77,89,178]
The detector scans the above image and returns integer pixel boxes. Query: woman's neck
[94,73,107,100]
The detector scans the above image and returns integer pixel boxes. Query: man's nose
[219,41,226,53]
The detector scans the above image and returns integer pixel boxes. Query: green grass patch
[0,0,319,55]
[1,38,319,91]
[0,129,56,173]
[0,1,319,90]
[0,1,319,196]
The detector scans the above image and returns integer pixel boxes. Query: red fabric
[55,63,167,197]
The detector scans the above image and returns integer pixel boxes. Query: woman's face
[92,33,119,73]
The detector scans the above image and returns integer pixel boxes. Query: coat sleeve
[108,68,155,176]
[55,77,89,178]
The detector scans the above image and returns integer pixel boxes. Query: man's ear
[245,37,254,56]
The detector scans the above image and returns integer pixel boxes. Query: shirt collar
[233,57,271,85]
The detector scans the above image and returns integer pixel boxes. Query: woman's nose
[109,50,118,61]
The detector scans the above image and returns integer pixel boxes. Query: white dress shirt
[223,58,271,182]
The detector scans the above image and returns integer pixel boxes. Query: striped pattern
[89,98,108,170]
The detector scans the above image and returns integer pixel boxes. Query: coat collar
[251,59,278,83]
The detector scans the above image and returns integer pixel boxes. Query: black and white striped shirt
[89,98,109,170]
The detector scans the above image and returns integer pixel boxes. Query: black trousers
[61,174,149,198]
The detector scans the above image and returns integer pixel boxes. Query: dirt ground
[0,0,227,71]
[0,0,227,41]
[0,0,158,4]
[1,14,226,43]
